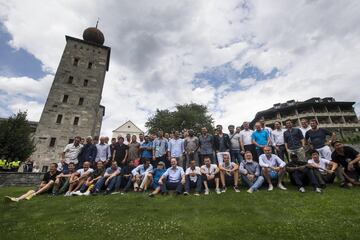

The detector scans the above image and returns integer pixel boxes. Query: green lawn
[0,185,359,240]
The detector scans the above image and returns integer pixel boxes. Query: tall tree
[145,103,214,134]
[0,111,36,161]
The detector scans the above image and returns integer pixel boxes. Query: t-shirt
[307,158,331,173]
[92,168,105,178]
[221,162,236,171]
[199,134,214,155]
[140,141,153,158]
[106,166,121,174]
[153,168,166,183]
[185,166,201,182]
[42,171,61,183]
[128,142,140,160]
[63,143,83,164]
[251,130,269,148]
[200,164,218,175]
[76,168,94,177]
[305,128,331,149]
[229,133,241,150]
[240,129,253,146]
[113,143,129,164]
[331,146,359,169]
[185,136,199,152]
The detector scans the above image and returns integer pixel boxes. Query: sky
[0,0,359,136]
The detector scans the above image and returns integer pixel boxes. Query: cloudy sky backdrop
[0,0,359,135]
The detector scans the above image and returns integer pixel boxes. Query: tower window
[68,76,74,84]
[78,97,84,106]
[88,62,93,69]
[73,117,80,126]
[73,58,79,66]
[56,114,63,124]
[83,79,88,87]
[49,138,56,147]
[62,95,69,103]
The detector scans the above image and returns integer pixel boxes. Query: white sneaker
[315,188,322,193]
[215,188,221,194]
[5,196,19,202]
[183,192,190,196]
[247,188,254,194]
[204,189,209,195]
[111,191,120,195]
[194,193,200,196]
[83,191,91,196]
[72,191,83,196]
[64,192,71,197]
[299,187,305,193]
[268,184,274,191]
[278,184,287,190]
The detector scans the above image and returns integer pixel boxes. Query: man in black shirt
[5,163,60,202]
[305,119,335,160]
[113,136,129,167]
[119,159,136,193]
[331,141,360,187]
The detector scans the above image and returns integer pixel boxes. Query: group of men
[5,118,360,202]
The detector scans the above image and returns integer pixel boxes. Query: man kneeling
[5,163,60,202]
[239,151,264,193]
[184,159,202,196]
[158,158,185,195]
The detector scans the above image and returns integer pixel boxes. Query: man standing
[113,136,128,167]
[331,141,360,187]
[271,121,287,161]
[95,136,111,165]
[251,122,270,159]
[152,131,169,167]
[299,118,311,138]
[213,125,231,165]
[200,156,221,195]
[259,146,287,191]
[305,119,335,160]
[158,158,185,195]
[284,119,306,162]
[139,133,145,145]
[168,131,185,168]
[62,136,83,168]
[199,127,214,164]
[219,154,240,193]
[184,129,199,169]
[128,135,140,162]
[184,159,202,196]
[239,151,264,193]
[240,122,256,159]
[78,136,97,167]
[140,135,153,165]
[228,125,243,164]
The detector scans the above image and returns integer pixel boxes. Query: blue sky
[0,0,359,135]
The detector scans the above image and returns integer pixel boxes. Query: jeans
[241,175,264,190]
[93,177,105,192]
[230,150,243,164]
[161,180,183,194]
[106,176,121,192]
[185,175,202,193]
[122,176,133,192]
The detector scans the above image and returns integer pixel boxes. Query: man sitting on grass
[52,162,76,195]
[307,150,338,188]
[131,158,153,192]
[73,161,106,196]
[158,158,185,195]
[92,161,121,195]
[65,161,94,196]
[259,146,287,191]
[219,154,240,193]
[200,156,221,195]
[184,159,202,196]
[239,151,264,193]
[148,161,166,197]
[5,163,60,202]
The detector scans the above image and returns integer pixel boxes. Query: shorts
[269,170,278,180]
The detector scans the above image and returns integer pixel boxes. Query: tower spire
[96,17,100,28]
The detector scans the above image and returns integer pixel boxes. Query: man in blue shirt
[152,131,169,167]
[158,158,185,195]
[140,135,153,164]
[251,122,270,160]
[284,119,306,162]
[148,161,166,197]
[78,136,97,167]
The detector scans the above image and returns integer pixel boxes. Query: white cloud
[0,0,359,136]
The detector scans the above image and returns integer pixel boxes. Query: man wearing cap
[158,158,185,195]
[148,161,166,197]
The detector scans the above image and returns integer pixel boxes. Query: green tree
[145,103,214,134]
[0,111,36,161]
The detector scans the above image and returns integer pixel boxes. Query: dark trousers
[230,150,243,164]
[185,175,202,193]
[275,145,287,161]
[313,169,335,186]
[161,180,183,194]
[291,168,319,188]
[122,176,133,192]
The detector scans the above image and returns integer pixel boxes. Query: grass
[0,185,360,240]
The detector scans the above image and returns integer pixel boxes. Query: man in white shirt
[62,136,83,166]
[219,154,240,193]
[259,146,287,191]
[65,161,94,196]
[159,158,185,195]
[240,122,256,159]
[168,131,185,167]
[201,156,221,195]
[307,150,337,187]
[184,159,202,196]
[131,159,153,192]
[271,121,287,161]
[299,118,311,138]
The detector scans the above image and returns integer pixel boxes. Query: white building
[112,120,144,139]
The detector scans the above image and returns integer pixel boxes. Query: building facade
[32,26,111,169]
[112,120,144,140]
[251,97,360,131]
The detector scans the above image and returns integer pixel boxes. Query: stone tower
[33,26,111,169]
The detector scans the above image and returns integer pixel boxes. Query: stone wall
[0,173,44,187]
